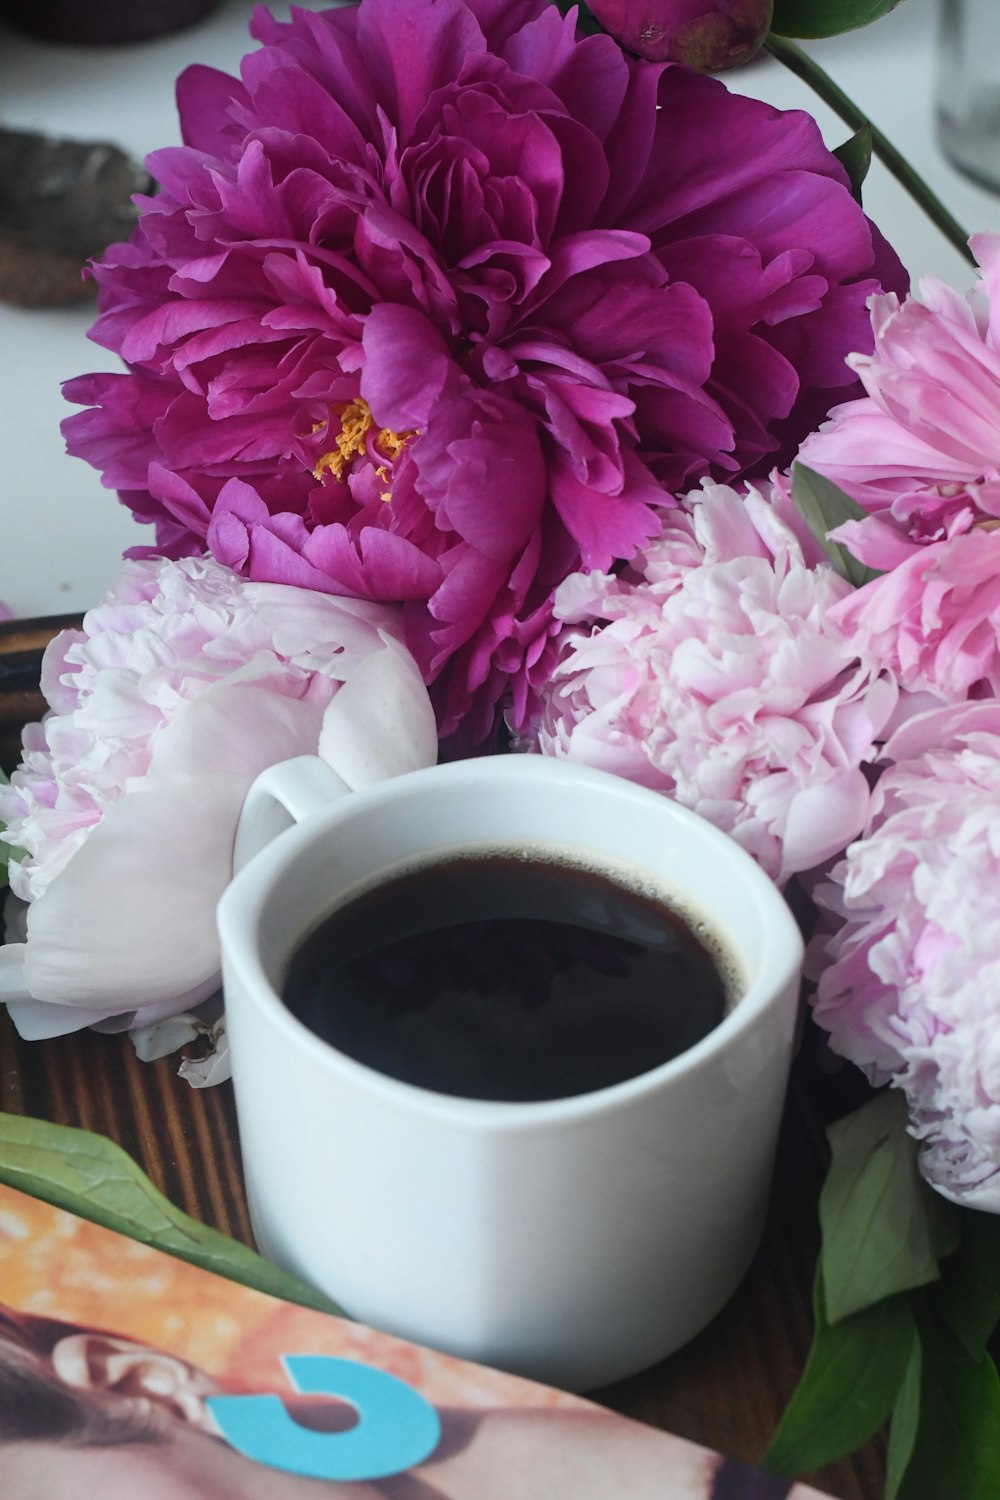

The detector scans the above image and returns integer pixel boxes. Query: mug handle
[233,756,353,872]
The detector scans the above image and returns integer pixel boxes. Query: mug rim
[218,757,804,1127]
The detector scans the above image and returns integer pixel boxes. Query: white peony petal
[930,1176,1000,1212]
[130,1012,208,1061]
[21,773,247,1011]
[177,1020,231,1088]
[318,638,438,789]
[6,997,123,1039]
[148,682,325,782]
[90,987,220,1034]
[246,585,399,676]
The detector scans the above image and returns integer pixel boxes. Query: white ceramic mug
[218,755,803,1392]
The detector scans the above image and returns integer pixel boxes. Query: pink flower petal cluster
[0,555,436,1048]
[769,235,1000,705]
[795,231,1000,563]
[828,525,1000,703]
[810,703,1000,1208]
[527,482,896,882]
[62,0,903,747]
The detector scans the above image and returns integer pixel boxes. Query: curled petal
[18,776,245,1010]
[319,637,439,788]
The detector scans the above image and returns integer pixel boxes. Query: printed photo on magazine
[0,1181,830,1498]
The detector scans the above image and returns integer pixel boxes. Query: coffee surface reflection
[282,851,733,1102]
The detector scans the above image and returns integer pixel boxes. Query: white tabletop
[1,0,996,618]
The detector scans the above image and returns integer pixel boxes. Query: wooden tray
[0,612,885,1499]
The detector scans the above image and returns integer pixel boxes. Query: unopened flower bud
[588,0,774,71]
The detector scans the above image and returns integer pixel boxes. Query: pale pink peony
[778,233,1000,705]
[828,525,1000,703]
[527,482,896,882]
[0,556,436,1057]
[810,702,1000,1208]
[794,231,1000,567]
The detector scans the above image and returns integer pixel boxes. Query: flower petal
[318,638,438,788]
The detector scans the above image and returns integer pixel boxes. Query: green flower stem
[764,33,975,268]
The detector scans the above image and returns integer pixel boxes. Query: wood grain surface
[0,612,82,775]
[0,614,885,1498]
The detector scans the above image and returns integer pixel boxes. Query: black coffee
[281,853,732,1103]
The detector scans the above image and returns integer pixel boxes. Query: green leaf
[821,1091,960,1324]
[933,1210,1000,1360]
[791,462,883,588]
[885,1333,922,1500]
[833,122,873,203]
[0,1112,341,1316]
[769,0,903,40]
[763,1265,915,1476]
[895,1305,1000,1500]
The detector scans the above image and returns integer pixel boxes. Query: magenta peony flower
[62,0,903,747]
[0,555,436,1058]
[526,482,896,882]
[587,0,773,70]
[810,702,1000,1209]
[793,232,1000,570]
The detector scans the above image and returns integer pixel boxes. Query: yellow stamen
[375,426,410,462]
[375,464,393,503]
[312,397,415,486]
[313,398,373,481]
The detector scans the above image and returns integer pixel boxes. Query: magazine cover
[0,1180,831,1498]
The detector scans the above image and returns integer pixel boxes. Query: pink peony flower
[0,555,436,1057]
[828,525,1000,703]
[810,702,1000,1209]
[526,482,896,882]
[793,231,1000,569]
[587,0,773,70]
[62,0,903,747]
